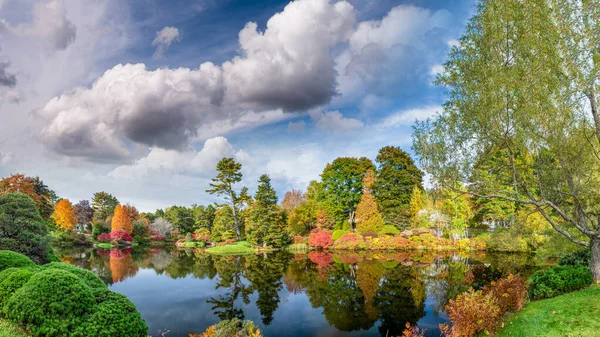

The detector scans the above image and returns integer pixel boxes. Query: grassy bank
[496,285,600,337]
[0,318,29,337]
[206,241,255,255]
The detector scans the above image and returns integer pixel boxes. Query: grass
[206,242,255,255]
[496,285,600,337]
[286,243,309,252]
[0,318,29,337]
[176,241,205,248]
[96,242,113,248]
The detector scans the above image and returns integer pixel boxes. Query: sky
[0,0,475,211]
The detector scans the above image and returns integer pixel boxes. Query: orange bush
[440,289,501,337]
[332,233,366,250]
[398,323,425,337]
[111,204,133,234]
[483,274,527,315]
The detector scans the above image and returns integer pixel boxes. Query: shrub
[483,274,527,315]
[440,289,501,337]
[97,233,111,243]
[132,219,149,238]
[332,233,366,250]
[361,231,378,239]
[0,268,34,305]
[332,230,348,241]
[558,249,590,267]
[0,250,35,271]
[109,229,132,242]
[292,235,306,244]
[308,230,333,249]
[74,289,148,337]
[185,233,194,242]
[150,235,165,241]
[133,236,149,245]
[4,269,96,336]
[528,264,593,300]
[190,318,263,337]
[0,193,53,264]
[91,223,109,239]
[217,238,239,247]
[366,235,411,250]
[194,228,211,241]
[40,262,106,289]
[379,225,400,236]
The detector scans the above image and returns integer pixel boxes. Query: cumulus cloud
[311,109,364,132]
[375,105,440,128]
[152,26,181,58]
[40,0,356,161]
[17,0,77,50]
[0,62,16,87]
[109,136,248,178]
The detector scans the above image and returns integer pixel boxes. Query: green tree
[413,0,600,279]
[319,157,375,229]
[164,205,195,234]
[192,204,215,232]
[207,158,246,240]
[0,192,53,264]
[211,206,238,243]
[247,175,288,247]
[372,146,423,229]
[287,199,317,235]
[355,170,385,233]
[91,192,119,223]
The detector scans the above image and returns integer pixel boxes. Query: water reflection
[54,246,544,337]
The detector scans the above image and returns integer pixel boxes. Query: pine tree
[52,199,78,231]
[247,175,288,247]
[206,158,245,240]
[111,204,133,233]
[355,170,385,233]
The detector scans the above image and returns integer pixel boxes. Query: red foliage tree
[308,230,333,249]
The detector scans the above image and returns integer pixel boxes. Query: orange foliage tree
[52,199,77,230]
[0,173,55,218]
[281,189,305,212]
[111,204,133,233]
[122,203,140,221]
[355,170,385,233]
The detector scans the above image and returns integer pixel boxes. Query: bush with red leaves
[308,230,333,249]
[110,248,132,258]
[483,274,527,315]
[308,251,333,267]
[109,229,133,242]
[97,233,111,242]
[150,235,165,241]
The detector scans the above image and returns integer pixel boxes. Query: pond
[54,247,546,337]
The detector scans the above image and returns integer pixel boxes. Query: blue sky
[0,0,475,211]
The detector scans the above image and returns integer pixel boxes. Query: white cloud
[39,0,357,161]
[14,0,77,50]
[152,26,181,58]
[447,39,460,47]
[311,109,364,132]
[375,105,440,128]
[109,136,248,178]
[429,64,444,77]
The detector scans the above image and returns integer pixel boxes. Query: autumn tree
[247,175,288,247]
[281,189,304,212]
[355,170,385,233]
[287,200,317,235]
[408,187,425,222]
[92,192,119,223]
[74,200,93,229]
[0,174,57,218]
[207,158,246,240]
[111,204,133,234]
[319,157,376,229]
[122,203,140,222]
[413,0,600,278]
[372,146,423,229]
[52,199,77,231]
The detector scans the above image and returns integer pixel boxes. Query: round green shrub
[40,262,106,289]
[4,269,95,336]
[0,250,36,271]
[73,289,148,337]
[528,264,593,300]
[558,249,590,267]
[379,225,400,236]
[0,268,34,304]
[332,230,348,241]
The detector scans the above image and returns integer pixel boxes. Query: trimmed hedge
[0,251,35,271]
[529,264,593,300]
[0,269,34,304]
[40,262,106,290]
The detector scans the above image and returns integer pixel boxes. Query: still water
[54,247,545,337]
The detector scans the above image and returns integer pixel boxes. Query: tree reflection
[208,255,251,321]
[245,253,289,325]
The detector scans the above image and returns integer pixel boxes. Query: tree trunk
[229,189,241,240]
[591,237,600,283]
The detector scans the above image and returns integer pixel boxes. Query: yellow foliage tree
[408,186,425,228]
[52,199,77,230]
[355,170,385,233]
[111,204,133,233]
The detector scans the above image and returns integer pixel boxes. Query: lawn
[206,241,255,255]
[496,285,600,337]
[0,318,29,337]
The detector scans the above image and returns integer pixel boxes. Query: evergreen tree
[92,192,119,223]
[247,175,288,247]
[207,158,245,240]
[355,170,385,233]
[211,206,238,243]
[192,204,216,231]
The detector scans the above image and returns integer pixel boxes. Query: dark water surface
[55,247,545,337]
